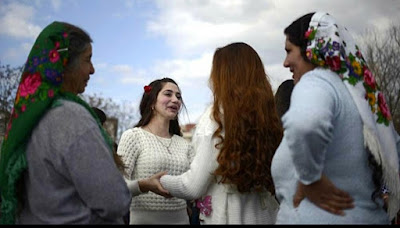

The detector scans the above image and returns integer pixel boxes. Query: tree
[80,94,139,142]
[0,62,23,139]
[362,24,400,133]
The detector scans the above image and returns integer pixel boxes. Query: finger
[154,171,168,178]
[323,193,354,209]
[318,203,345,216]
[293,193,305,208]
[333,188,353,200]
[157,184,170,195]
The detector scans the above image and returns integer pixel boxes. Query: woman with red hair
[159,42,283,224]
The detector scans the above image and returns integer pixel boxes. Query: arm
[160,125,218,200]
[63,118,131,220]
[284,73,353,214]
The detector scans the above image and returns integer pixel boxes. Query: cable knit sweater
[117,127,194,224]
[160,105,279,224]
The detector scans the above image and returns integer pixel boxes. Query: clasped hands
[293,174,355,216]
[138,171,172,198]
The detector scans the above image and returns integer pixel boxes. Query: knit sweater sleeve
[160,106,218,199]
[283,69,339,185]
[117,129,142,196]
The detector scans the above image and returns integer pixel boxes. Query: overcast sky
[1,0,400,124]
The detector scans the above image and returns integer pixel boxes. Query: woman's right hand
[139,171,172,198]
[293,174,354,215]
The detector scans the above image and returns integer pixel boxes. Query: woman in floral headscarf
[271,12,400,224]
[0,21,131,224]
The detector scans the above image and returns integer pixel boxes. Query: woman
[0,22,131,224]
[158,42,283,224]
[117,78,194,224]
[271,12,400,224]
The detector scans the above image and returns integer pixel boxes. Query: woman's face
[62,44,95,94]
[283,36,315,84]
[153,82,182,121]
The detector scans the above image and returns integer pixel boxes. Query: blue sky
[1,0,400,125]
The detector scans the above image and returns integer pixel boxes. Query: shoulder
[301,68,343,87]
[51,100,92,119]
[294,68,343,97]
[120,127,144,141]
[194,105,218,136]
[173,134,191,146]
[45,100,96,130]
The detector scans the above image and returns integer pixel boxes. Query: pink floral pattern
[196,195,212,216]
[19,72,42,97]
[363,67,376,90]
[378,92,392,120]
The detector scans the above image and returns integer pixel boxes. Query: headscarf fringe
[364,126,400,220]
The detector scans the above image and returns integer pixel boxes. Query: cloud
[3,42,33,63]
[148,0,276,58]
[113,64,149,85]
[146,0,400,92]
[152,52,213,85]
[0,2,41,39]
[50,0,62,11]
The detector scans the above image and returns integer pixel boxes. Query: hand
[139,171,173,198]
[293,174,354,216]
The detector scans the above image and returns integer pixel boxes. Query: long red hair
[210,42,283,194]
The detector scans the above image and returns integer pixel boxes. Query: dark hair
[275,79,295,118]
[62,22,93,72]
[284,12,315,62]
[135,78,185,136]
[210,42,283,194]
[92,107,106,125]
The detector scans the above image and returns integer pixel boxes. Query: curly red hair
[210,42,283,194]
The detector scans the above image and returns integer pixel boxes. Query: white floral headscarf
[306,12,399,220]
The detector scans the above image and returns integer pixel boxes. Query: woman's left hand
[139,171,173,198]
[293,174,354,216]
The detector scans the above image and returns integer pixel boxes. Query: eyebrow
[164,89,181,94]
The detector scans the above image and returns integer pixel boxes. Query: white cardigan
[160,105,279,224]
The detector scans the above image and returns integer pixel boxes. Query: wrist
[138,179,149,193]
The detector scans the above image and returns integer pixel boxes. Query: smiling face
[153,82,182,121]
[62,44,95,94]
[283,36,315,84]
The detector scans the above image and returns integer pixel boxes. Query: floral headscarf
[0,21,113,224]
[305,12,399,220]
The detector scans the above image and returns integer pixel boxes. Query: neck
[146,117,171,138]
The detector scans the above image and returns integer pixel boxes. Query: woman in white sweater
[159,42,283,224]
[117,78,194,224]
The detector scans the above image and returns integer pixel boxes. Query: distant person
[156,42,283,224]
[271,12,400,224]
[117,78,195,224]
[0,22,131,224]
[92,107,107,125]
[274,79,294,118]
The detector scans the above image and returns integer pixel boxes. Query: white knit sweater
[117,127,194,211]
[160,105,279,224]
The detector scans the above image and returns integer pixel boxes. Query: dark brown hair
[284,12,315,62]
[135,78,185,136]
[275,79,294,118]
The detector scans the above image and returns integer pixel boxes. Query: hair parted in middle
[135,77,185,136]
[209,42,283,194]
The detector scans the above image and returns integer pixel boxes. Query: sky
[1,0,400,125]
